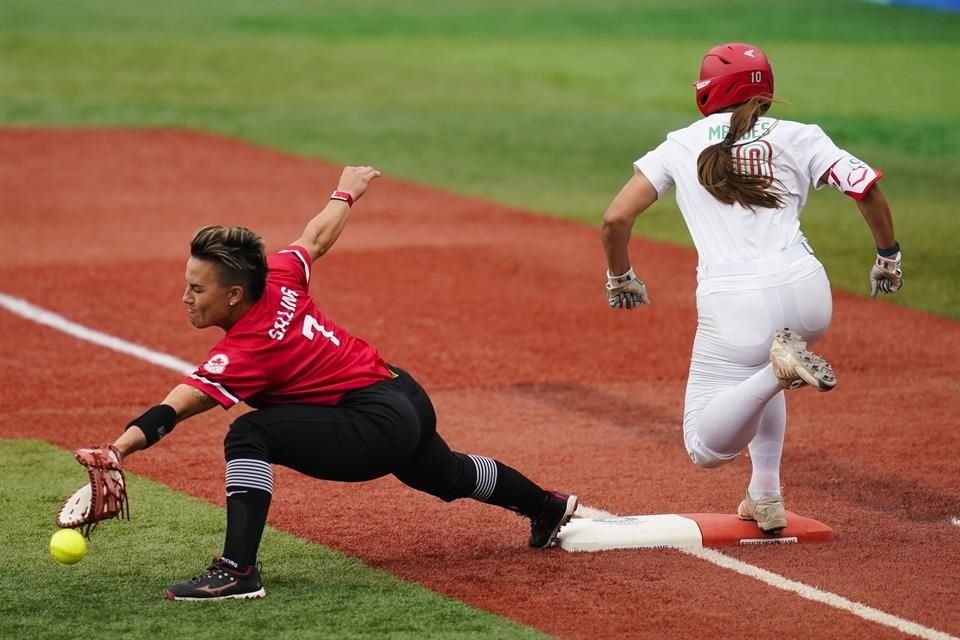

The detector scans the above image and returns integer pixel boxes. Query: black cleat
[165,557,265,601]
[529,491,578,549]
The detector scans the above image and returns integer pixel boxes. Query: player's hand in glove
[870,251,903,297]
[55,444,129,537]
[606,267,650,309]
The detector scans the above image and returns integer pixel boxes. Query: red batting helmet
[694,43,774,116]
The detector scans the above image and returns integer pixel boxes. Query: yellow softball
[50,528,87,565]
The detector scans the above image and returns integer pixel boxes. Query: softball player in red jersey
[98,166,577,601]
[601,43,902,534]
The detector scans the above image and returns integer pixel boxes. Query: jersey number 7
[302,315,341,346]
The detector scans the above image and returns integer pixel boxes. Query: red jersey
[184,245,392,409]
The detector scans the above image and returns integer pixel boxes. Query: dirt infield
[1,128,957,638]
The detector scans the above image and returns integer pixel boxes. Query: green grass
[0,440,545,640]
[1,0,957,314]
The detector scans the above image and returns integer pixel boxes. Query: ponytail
[697,97,784,210]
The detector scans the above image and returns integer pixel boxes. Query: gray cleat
[769,329,837,392]
[737,492,788,535]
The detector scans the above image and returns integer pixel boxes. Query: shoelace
[190,562,227,584]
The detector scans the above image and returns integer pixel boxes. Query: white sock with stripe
[225,458,274,495]
[468,454,497,501]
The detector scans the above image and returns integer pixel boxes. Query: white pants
[683,252,832,472]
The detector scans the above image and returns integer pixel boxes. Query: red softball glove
[55,444,129,537]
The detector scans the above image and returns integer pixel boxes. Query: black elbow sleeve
[126,404,178,448]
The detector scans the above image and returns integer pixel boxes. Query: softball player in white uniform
[601,43,903,534]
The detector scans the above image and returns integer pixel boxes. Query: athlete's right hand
[336,165,382,202]
[869,251,903,297]
[606,268,650,309]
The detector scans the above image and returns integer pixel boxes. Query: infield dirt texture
[0,129,957,638]
[2,1,959,637]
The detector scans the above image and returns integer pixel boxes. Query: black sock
[222,488,271,569]
[483,461,547,518]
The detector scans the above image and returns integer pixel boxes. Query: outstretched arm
[112,384,218,458]
[293,165,383,262]
[56,384,218,533]
[601,171,659,308]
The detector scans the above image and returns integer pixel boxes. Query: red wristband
[330,190,354,207]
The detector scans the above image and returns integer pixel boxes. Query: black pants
[224,366,477,501]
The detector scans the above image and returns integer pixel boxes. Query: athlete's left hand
[870,251,903,297]
[55,445,129,537]
[336,165,382,202]
[606,268,650,309]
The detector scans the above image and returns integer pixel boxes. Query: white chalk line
[2,291,957,640]
[681,545,956,640]
[0,292,193,375]
[574,494,955,637]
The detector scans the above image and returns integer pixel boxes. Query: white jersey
[634,113,849,268]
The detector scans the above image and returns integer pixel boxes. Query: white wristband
[606,267,636,290]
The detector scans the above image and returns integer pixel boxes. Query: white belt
[698,241,814,279]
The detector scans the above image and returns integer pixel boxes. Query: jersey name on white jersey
[633,114,863,265]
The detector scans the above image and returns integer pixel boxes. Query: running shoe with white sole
[166,557,265,601]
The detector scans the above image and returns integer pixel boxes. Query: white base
[558,514,704,552]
